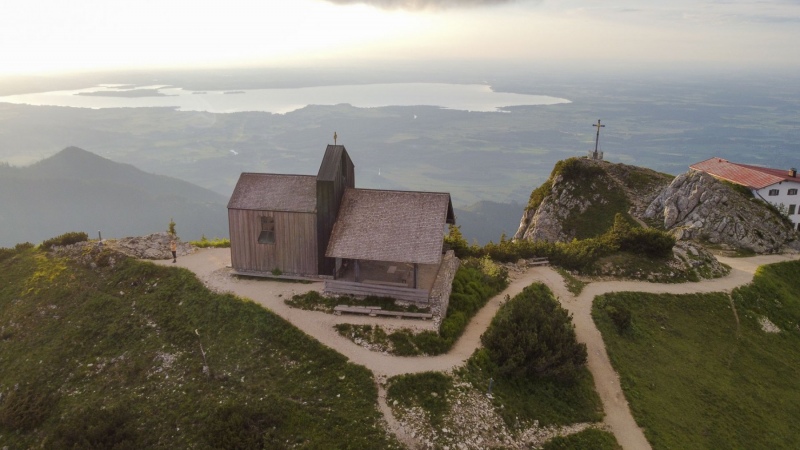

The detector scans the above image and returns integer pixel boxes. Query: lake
[0,83,570,114]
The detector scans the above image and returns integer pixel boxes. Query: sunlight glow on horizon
[1,0,799,76]
[0,0,430,75]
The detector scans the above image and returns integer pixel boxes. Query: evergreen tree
[481,283,587,381]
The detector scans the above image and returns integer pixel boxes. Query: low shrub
[335,324,390,351]
[555,267,588,296]
[40,231,89,250]
[51,405,139,450]
[0,247,16,262]
[288,292,426,313]
[471,214,676,273]
[0,380,56,431]
[15,242,34,251]
[386,372,452,426]
[190,236,231,248]
[387,330,418,356]
[437,259,508,346]
[616,227,675,258]
[526,179,554,211]
[201,400,288,450]
[553,157,604,182]
[541,428,621,450]
[605,304,632,333]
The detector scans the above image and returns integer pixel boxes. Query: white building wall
[753,179,800,231]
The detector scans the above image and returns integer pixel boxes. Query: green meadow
[0,245,398,449]
[593,260,800,449]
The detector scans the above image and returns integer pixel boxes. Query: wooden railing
[323,280,430,304]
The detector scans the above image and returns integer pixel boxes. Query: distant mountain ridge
[0,147,229,247]
[29,147,228,204]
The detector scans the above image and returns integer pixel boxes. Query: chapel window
[258,216,275,244]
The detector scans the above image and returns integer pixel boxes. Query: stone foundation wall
[428,250,460,328]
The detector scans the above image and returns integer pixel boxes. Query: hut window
[258,216,275,244]
[789,189,798,195]
[768,189,779,196]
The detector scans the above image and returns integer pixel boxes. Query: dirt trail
[153,249,798,450]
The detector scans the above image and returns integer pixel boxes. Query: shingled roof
[317,145,351,181]
[227,173,317,212]
[326,188,455,264]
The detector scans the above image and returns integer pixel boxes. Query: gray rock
[646,171,799,253]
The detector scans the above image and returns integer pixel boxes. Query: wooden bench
[333,305,431,320]
[333,305,382,315]
[371,310,432,320]
[362,279,408,288]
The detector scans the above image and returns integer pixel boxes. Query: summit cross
[593,119,605,154]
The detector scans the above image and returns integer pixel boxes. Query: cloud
[323,0,521,10]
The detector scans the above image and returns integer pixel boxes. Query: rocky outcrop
[515,158,798,255]
[50,232,196,266]
[514,159,672,243]
[391,378,603,449]
[107,232,195,260]
[513,174,584,242]
[645,171,799,253]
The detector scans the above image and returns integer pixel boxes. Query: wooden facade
[315,146,354,276]
[227,145,455,293]
[228,209,319,276]
[227,146,353,277]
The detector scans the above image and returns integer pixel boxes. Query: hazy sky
[2,0,798,75]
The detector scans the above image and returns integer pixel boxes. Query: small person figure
[170,239,177,263]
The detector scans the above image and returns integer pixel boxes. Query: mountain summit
[514,158,672,242]
[0,147,229,247]
[515,157,799,254]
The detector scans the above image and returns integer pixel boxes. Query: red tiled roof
[689,157,797,190]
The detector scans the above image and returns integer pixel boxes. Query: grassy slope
[562,170,630,241]
[593,260,800,449]
[0,247,398,449]
[541,428,621,450]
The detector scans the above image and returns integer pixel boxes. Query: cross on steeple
[591,119,605,160]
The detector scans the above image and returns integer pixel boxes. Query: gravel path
[153,249,798,450]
